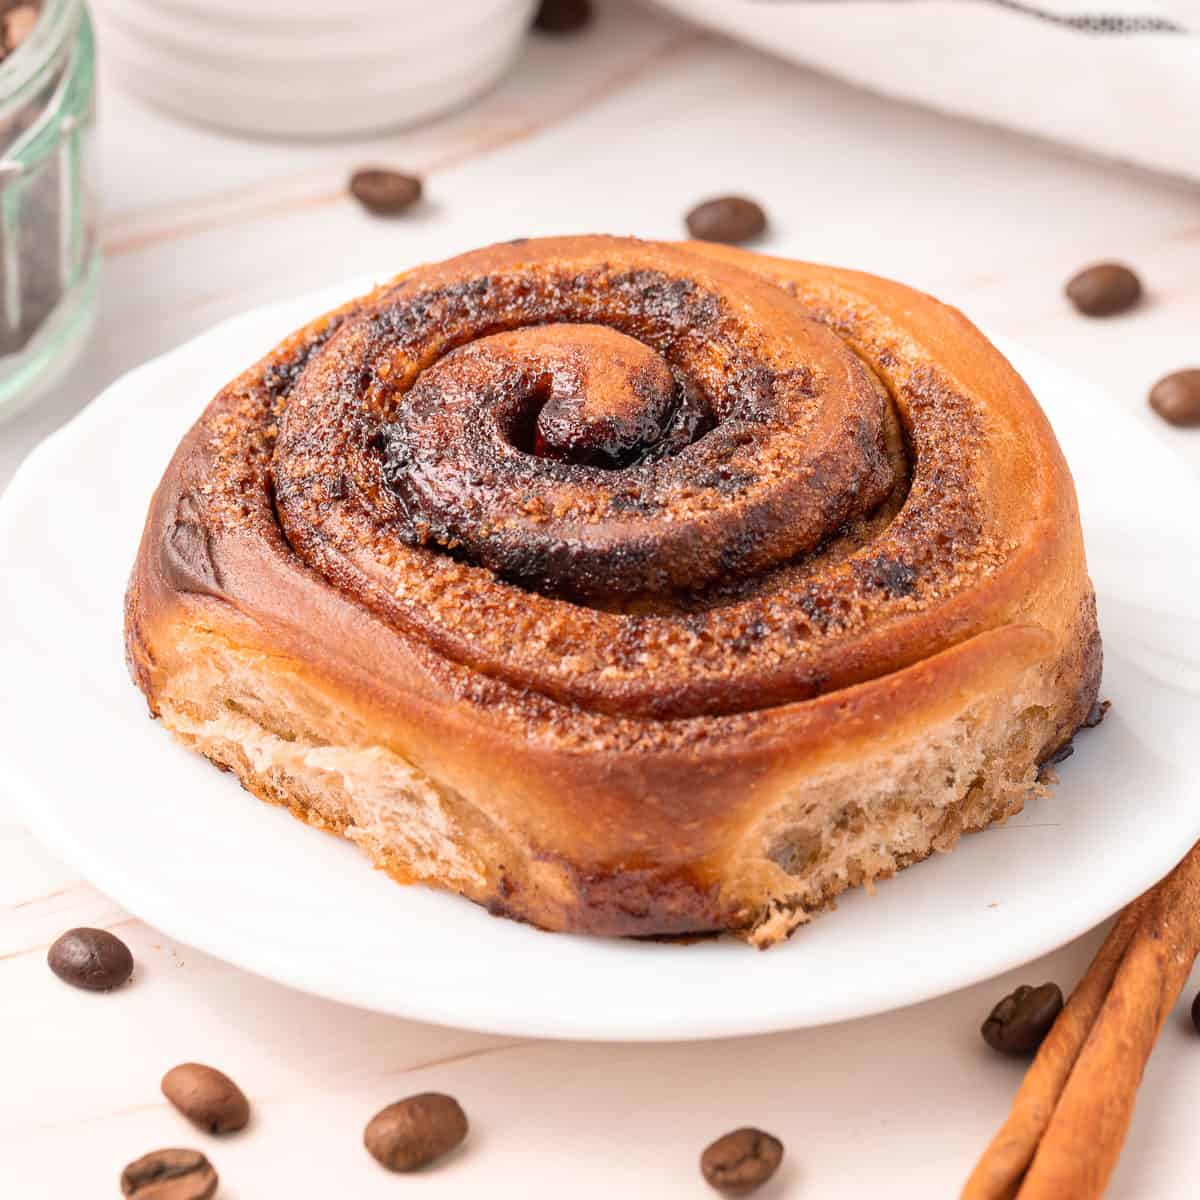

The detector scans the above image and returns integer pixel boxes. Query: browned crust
[124,237,1100,941]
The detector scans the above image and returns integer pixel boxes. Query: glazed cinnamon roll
[125,237,1100,946]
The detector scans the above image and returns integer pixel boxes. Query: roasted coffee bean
[686,196,768,245]
[47,927,134,991]
[119,1148,217,1200]
[981,982,1063,1055]
[348,168,422,216]
[1064,262,1142,317]
[162,1063,250,1134]
[364,1092,468,1172]
[533,0,592,33]
[700,1127,784,1195]
[1149,369,1200,428]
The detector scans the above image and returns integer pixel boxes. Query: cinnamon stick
[964,839,1200,1200]
[1017,841,1200,1198]
[961,897,1146,1200]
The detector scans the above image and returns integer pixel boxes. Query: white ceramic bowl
[91,0,537,137]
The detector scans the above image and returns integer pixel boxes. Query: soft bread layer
[147,621,1080,945]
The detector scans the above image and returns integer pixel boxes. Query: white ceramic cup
[91,0,538,138]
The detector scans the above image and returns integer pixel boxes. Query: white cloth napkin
[650,0,1200,181]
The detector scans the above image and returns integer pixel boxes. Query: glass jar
[0,0,97,420]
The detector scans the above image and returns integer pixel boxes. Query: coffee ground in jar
[0,0,76,361]
[0,2,40,61]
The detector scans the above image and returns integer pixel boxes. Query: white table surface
[4,3,1200,1196]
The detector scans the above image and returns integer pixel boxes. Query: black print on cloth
[755,0,1188,36]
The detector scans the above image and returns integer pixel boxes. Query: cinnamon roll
[125,236,1100,946]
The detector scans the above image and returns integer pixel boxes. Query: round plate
[2,281,1198,1041]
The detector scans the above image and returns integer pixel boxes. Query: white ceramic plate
[2,281,1199,1042]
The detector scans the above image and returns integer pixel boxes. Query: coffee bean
[348,168,422,217]
[686,196,768,246]
[162,1064,250,1134]
[364,1093,468,1172]
[1064,262,1142,317]
[981,983,1063,1055]
[120,1149,217,1200]
[1149,369,1200,428]
[700,1127,784,1195]
[47,927,133,991]
[533,0,592,33]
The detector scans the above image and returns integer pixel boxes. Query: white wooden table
[3,3,1200,1195]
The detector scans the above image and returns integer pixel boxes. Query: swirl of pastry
[127,236,1101,946]
[373,308,894,596]
[270,239,913,717]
